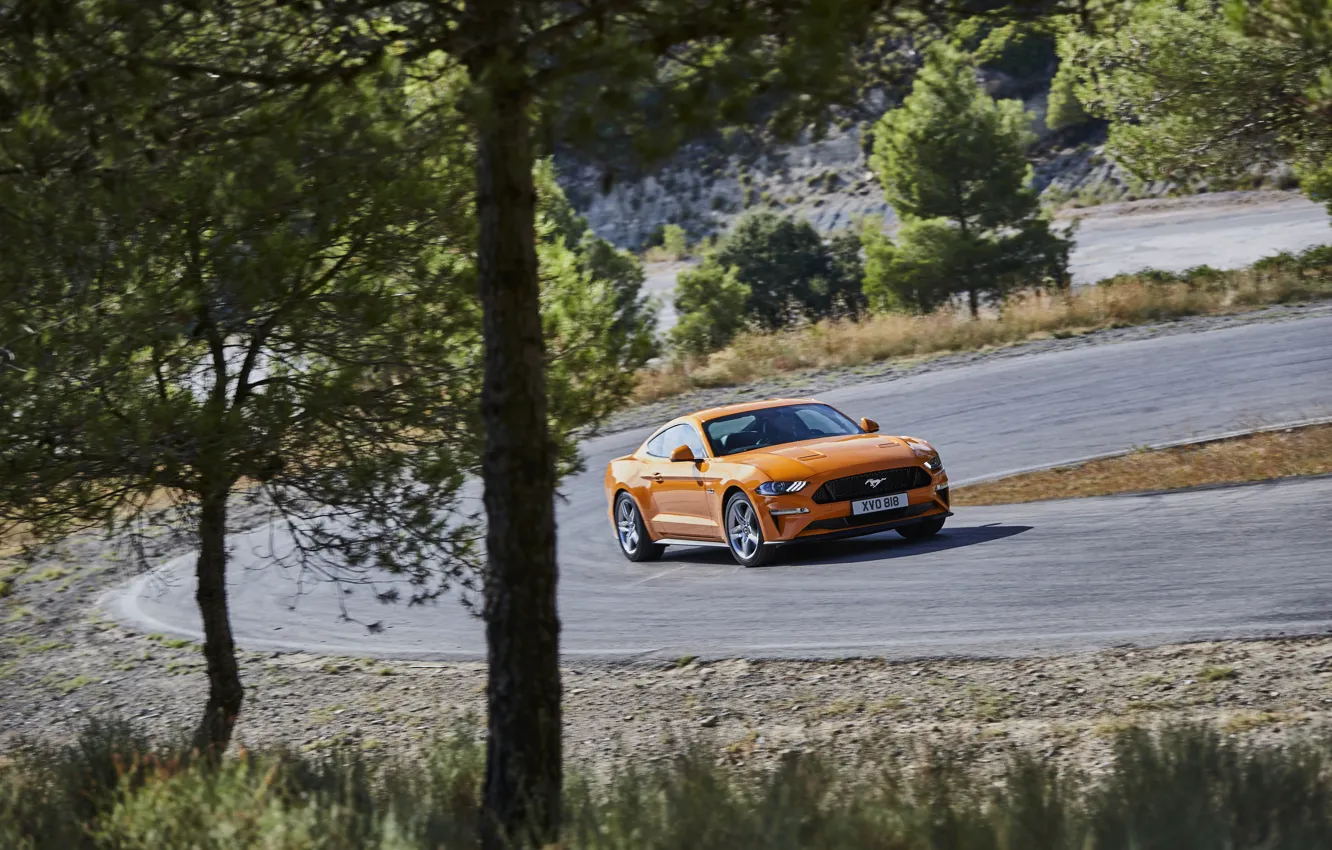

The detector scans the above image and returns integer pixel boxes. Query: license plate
[851,492,908,516]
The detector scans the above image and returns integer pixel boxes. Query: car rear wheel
[897,516,946,541]
[725,493,775,567]
[615,494,664,562]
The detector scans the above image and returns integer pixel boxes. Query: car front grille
[810,466,932,504]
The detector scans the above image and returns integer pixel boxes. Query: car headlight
[756,480,808,496]
[922,453,943,473]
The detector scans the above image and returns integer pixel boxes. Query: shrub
[669,263,751,357]
[7,721,1332,848]
[708,211,864,333]
[662,224,689,259]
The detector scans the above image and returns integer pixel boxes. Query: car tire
[897,516,946,541]
[614,494,664,562]
[724,492,776,567]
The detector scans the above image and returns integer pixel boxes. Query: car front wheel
[725,493,775,567]
[615,494,664,562]
[897,516,946,541]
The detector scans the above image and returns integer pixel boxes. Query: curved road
[110,314,1332,660]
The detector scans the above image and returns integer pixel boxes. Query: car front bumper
[756,471,950,543]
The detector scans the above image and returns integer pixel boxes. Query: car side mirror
[859,417,879,433]
[669,444,696,463]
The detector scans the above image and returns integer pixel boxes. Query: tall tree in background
[1065,0,1332,210]
[867,43,1070,315]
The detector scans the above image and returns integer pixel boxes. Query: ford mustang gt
[604,398,950,566]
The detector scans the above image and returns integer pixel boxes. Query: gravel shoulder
[608,301,1332,436]
[1055,189,1315,222]
[5,525,1332,774]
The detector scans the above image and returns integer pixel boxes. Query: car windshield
[703,403,862,457]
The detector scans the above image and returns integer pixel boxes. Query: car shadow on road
[658,523,1033,568]
[778,523,1034,566]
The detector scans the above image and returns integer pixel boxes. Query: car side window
[647,424,707,459]
[645,428,670,458]
[677,425,707,458]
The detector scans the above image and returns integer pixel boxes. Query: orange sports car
[604,398,951,566]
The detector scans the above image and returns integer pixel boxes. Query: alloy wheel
[727,499,761,560]
[616,498,640,554]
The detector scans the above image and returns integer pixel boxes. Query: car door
[641,424,718,539]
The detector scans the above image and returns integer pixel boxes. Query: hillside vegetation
[636,247,1332,403]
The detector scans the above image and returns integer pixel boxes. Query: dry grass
[634,256,1332,404]
[954,423,1332,506]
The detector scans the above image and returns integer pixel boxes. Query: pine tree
[0,15,656,767]
[1066,0,1332,209]
[868,43,1070,316]
[0,2,886,845]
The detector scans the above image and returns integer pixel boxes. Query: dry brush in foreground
[5,719,1332,849]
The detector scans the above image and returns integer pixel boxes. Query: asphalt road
[645,195,1331,331]
[1068,196,1332,284]
[109,314,1332,661]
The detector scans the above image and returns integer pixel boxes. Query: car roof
[688,398,821,423]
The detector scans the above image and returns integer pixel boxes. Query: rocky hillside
[556,72,1294,250]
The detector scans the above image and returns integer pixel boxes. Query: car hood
[724,434,933,480]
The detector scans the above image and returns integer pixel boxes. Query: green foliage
[826,229,867,316]
[95,760,327,849]
[670,263,752,357]
[711,211,865,329]
[965,20,1058,84]
[1253,243,1332,272]
[865,217,986,313]
[662,224,690,260]
[536,164,658,458]
[0,55,485,589]
[543,1,886,177]
[0,56,654,584]
[1066,0,1332,209]
[869,44,1071,315]
[1046,59,1090,131]
[872,43,1036,230]
[860,216,900,312]
[7,719,1332,848]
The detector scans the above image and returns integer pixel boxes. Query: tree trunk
[193,487,243,757]
[957,213,980,320]
[465,2,563,846]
